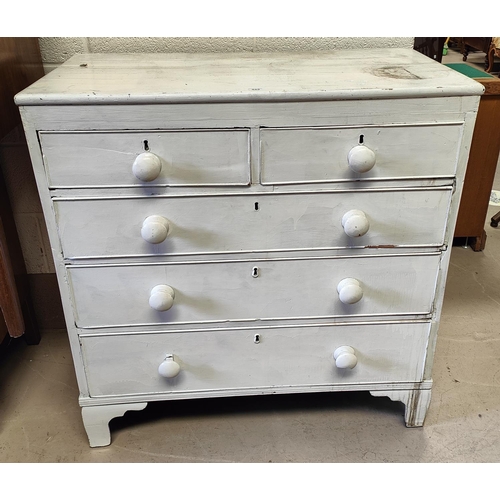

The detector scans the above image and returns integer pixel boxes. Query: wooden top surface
[15,49,485,105]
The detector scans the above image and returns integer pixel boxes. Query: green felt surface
[444,63,494,79]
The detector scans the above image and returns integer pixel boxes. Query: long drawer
[68,253,441,328]
[54,188,451,259]
[39,129,251,188]
[80,322,431,397]
[260,124,463,184]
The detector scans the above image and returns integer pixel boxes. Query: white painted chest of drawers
[16,49,483,447]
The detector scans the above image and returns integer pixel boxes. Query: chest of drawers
[16,49,483,447]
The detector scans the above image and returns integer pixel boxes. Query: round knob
[337,278,363,304]
[333,346,358,369]
[149,285,175,311]
[158,355,181,378]
[132,152,162,182]
[141,215,170,244]
[342,209,370,237]
[347,145,376,173]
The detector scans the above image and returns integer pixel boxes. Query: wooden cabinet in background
[454,77,500,251]
[0,38,45,139]
[0,38,44,346]
[458,37,494,72]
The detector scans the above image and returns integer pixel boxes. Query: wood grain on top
[15,49,484,105]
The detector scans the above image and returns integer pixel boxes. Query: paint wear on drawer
[80,322,431,397]
[54,188,452,259]
[68,253,441,329]
[260,124,463,184]
[39,129,251,188]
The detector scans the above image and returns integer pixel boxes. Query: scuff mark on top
[372,66,423,80]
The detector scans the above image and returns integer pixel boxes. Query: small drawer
[40,129,250,188]
[80,322,430,397]
[68,253,441,329]
[54,188,451,259]
[260,124,463,184]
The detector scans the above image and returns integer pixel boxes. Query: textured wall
[39,37,415,73]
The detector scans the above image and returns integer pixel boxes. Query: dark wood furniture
[491,210,500,227]
[458,37,495,72]
[454,77,500,251]
[0,38,44,346]
[413,38,447,63]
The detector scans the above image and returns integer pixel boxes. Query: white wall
[39,37,415,73]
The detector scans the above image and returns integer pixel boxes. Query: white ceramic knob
[141,215,170,244]
[149,285,175,311]
[333,346,358,369]
[342,209,370,237]
[347,145,376,173]
[132,152,162,182]
[158,355,181,378]
[337,278,363,304]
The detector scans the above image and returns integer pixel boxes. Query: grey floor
[2,46,500,463]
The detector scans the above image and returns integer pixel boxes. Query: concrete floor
[2,46,500,463]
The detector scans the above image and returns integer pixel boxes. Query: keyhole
[254,334,261,344]
[254,202,259,211]
[143,140,150,151]
[252,266,259,278]
[359,135,364,144]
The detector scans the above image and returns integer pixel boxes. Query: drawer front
[68,254,440,328]
[260,124,463,184]
[55,189,451,259]
[81,322,430,397]
[40,130,250,187]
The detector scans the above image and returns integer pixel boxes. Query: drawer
[260,124,463,184]
[54,188,451,259]
[39,129,250,188]
[80,322,431,397]
[68,253,440,328]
